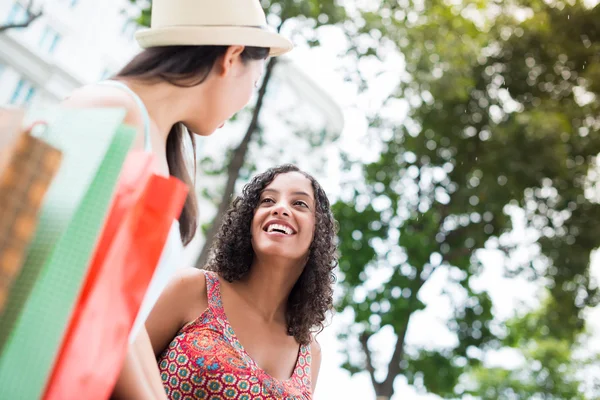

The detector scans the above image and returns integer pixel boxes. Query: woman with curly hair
[144,164,338,399]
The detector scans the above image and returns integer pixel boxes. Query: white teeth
[267,224,292,235]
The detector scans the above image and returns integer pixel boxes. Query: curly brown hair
[206,164,338,345]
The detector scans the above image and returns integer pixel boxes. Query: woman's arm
[111,342,165,400]
[112,268,208,398]
[133,327,169,398]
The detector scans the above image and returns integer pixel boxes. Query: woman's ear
[217,45,245,77]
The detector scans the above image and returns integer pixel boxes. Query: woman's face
[251,172,316,263]
[186,46,265,136]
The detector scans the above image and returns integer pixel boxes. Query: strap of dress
[97,80,152,152]
[201,270,223,312]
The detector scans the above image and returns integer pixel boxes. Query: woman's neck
[116,77,201,143]
[233,257,305,325]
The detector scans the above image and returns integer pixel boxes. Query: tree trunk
[366,302,418,398]
[374,327,407,399]
[194,57,278,268]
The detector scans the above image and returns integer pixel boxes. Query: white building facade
[0,0,142,107]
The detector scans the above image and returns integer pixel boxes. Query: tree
[129,0,348,268]
[334,0,600,398]
[0,0,43,33]
[464,295,600,400]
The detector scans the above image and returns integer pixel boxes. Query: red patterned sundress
[157,271,312,399]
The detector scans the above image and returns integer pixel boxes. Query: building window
[10,78,36,106]
[23,86,36,104]
[39,26,61,54]
[5,2,28,25]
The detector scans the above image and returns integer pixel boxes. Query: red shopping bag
[43,151,188,400]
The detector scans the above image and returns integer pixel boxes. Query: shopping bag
[0,108,136,399]
[0,129,62,314]
[0,107,25,175]
[43,168,188,400]
[42,150,157,399]
[129,218,185,343]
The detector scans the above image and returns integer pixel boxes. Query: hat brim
[135,26,293,57]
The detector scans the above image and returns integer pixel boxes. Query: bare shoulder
[172,267,207,292]
[145,267,208,356]
[168,267,209,314]
[61,84,145,135]
[62,84,138,112]
[146,267,208,336]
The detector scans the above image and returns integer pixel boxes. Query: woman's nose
[271,202,290,217]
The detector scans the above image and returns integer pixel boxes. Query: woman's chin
[256,247,306,263]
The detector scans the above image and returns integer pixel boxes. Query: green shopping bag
[0,108,136,399]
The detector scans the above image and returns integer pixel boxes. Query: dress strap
[201,270,225,315]
[97,80,152,152]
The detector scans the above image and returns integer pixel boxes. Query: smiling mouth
[264,223,295,235]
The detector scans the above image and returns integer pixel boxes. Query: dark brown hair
[206,164,338,345]
[116,45,269,244]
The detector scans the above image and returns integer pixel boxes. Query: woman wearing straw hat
[65,0,292,247]
[62,0,329,398]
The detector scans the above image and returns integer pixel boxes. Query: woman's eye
[261,198,274,204]
[295,201,309,208]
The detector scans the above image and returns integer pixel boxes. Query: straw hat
[135,0,293,56]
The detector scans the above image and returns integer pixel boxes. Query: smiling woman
[142,164,338,399]
[210,164,338,343]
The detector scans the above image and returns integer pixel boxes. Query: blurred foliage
[334,0,600,398]
[464,295,600,399]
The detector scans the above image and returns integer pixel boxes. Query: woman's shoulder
[61,83,145,132]
[60,82,151,152]
[170,267,209,297]
[160,267,210,325]
[62,83,137,110]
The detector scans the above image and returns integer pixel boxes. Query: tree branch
[194,57,278,268]
[441,223,475,266]
[359,332,382,394]
[379,276,428,397]
[0,1,42,33]
[381,323,409,396]
[443,247,471,264]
